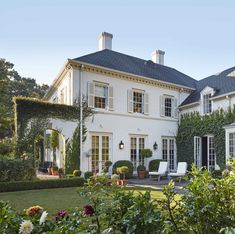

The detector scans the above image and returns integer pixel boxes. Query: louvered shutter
[160,95,165,117]
[87,82,95,108]
[144,92,149,115]
[173,98,178,118]
[127,90,133,113]
[108,85,114,110]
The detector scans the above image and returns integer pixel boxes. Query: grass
[0,187,165,216]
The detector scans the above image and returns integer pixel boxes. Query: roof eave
[69,59,196,92]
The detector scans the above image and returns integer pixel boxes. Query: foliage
[0,58,49,139]
[84,171,93,180]
[0,137,14,158]
[0,177,85,192]
[73,169,81,177]
[50,130,59,164]
[0,167,234,233]
[177,109,235,170]
[58,168,64,174]
[113,160,134,179]
[137,164,146,172]
[0,158,35,182]
[140,148,153,158]
[65,124,87,174]
[117,166,129,180]
[104,160,112,167]
[149,159,161,172]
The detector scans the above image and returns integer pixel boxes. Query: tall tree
[0,58,49,139]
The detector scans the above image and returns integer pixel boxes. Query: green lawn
[0,187,164,217]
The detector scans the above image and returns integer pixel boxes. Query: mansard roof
[181,66,235,106]
[73,49,197,89]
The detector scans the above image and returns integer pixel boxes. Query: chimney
[151,49,165,65]
[98,32,113,51]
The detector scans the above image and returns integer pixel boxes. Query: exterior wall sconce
[119,141,124,149]
[153,142,158,151]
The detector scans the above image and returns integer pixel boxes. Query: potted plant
[58,168,64,178]
[104,160,112,173]
[140,148,153,177]
[117,166,129,186]
[48,166,52,175]
[137,165,146,179]
[51,165,58,176]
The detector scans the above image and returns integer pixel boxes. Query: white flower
[19,220,34,234]
[39,211,48,225]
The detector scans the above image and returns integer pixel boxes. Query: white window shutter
[160,95,165,117]
[173,98,178,118]
[127,90,133,113]
[87,82,94,108]
[108,85,114,111]
[144,92,149,115]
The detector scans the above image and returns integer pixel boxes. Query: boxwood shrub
[149,159,162,172]
[112,160,133,178]
[0,177,85,192]
[0,159,36,182]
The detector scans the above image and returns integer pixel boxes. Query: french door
[130,136,145,171]
[193,136,216,170]
[91,134,111,174]
[162,138,175,171]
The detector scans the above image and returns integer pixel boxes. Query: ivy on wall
[176,108,235,170]
[13,96,93,158]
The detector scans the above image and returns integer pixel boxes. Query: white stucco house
[44,32,235,173]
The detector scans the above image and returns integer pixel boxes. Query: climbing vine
[13,96,93,158]
[176,107,235,170]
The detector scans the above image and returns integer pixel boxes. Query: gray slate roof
[181,66,235,106]
[73,49,197,89]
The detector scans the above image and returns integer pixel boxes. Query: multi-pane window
[162,138,175,171]
[160,96,177,118]
[130,138,137,170]
[229,133,235,157]
[165,97,172,117]
[94,84,108,109]
[133,91,144,113]
[208,136,215,170]
[203,94,212,114]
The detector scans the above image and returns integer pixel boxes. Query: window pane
[203,94,212,114]
[94,84,107,109]
[92,136,99,173]
[133,91,143,113]
[131,137,137,170]
[229,133,235,157]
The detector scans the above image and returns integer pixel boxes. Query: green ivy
[177,108,235,170]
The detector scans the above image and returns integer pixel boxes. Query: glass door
[162,137,176,171]
[91,135,110,174]
[208,136,216,170]
[130,136,145,171]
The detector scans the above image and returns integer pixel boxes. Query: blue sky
[0,0,234,84]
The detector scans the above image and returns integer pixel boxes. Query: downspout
[79,65,84,171]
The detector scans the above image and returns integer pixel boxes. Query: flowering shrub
[0,164,234,233]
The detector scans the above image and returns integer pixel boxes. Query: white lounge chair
[168,162,187,182]
[149,161,168,181]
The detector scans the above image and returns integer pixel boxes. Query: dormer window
[203,93,212,115]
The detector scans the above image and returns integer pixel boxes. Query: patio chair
[168,162,187,182]
[149,161,168,181]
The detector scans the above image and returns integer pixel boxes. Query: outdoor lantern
[153,142,158,151]
[119,141,124,149]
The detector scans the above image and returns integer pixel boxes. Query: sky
[0,0,235,85]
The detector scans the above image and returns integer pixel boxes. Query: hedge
[0,177,85,192]
[149,159,162,172]
[0,159,36,182]
[112,160,134,178]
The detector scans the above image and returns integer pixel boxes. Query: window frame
[94,82,108,109]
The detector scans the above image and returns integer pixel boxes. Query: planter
[48,167,52,175]
[121,179,128,186]
[51,169,59,176]
[138,170,146,179]
[145,171,149,178]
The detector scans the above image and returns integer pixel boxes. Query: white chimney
[98,32,113,51]
[151,50,165,65]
